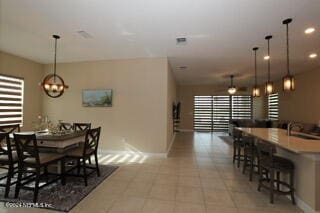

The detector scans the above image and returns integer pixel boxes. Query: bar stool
[256,140,295,204]
[242,136,258,181]
[232,128,245,168]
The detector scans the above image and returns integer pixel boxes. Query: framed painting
[82,89,112,107]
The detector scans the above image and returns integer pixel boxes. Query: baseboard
[166,133,176,157]
[178,129,194,132]
[287,195,317,213]
[98,149,167,158]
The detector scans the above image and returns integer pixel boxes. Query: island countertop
[237,127,320,154]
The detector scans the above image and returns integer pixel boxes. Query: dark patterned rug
[0,164,118,212]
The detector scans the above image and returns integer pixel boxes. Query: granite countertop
[237,127,320,154]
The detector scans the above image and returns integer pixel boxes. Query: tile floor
[0,132,303,213]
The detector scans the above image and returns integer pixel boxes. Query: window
[0,74,24,126]
[268,93,279,120]
[193,95,252,131]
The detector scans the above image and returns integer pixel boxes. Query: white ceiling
[0,0,319,86]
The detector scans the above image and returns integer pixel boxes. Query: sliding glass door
[193,95,252,131]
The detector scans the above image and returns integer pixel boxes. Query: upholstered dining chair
[73,123,91,132]
[13,133,66,202]
[65,127,101,186]
[0,132,19,198]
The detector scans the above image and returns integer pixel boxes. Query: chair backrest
[0,132,14,163]
[256,140,276,163]
[0,124,20,133]
[13,133,40,165]
[60,122,73,131]
[73,123,91,131]
[83,127,101,155]
[233,128,243,141]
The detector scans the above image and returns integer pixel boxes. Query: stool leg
[237,144,241,168]
[249,154,254,181]
[257,166,263,192]
[242,153,247,174]
[290,170,296,205]
[269,169,275,204]
[276,171,280,192]
[233,142,236,163]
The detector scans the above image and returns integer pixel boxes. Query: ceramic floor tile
[108,196,145,213]
[148,184,177,201]
[175,186,204,204]
[142,199,175,213]
[174,202,206,213]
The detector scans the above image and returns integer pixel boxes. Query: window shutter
[268,93,279,120]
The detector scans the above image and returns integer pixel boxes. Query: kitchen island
[237,128,320,213]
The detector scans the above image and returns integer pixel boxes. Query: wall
[177,85,251,130]
[255,68,320,124]
[42,58,169,153]
[0,51,43,130]
[166,63,177,151]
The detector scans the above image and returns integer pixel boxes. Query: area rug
[218,135,233,144]
[0,164,118,212]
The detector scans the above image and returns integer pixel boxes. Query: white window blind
[194,95,252,131]
[268,93,279,120]
[0,74,24,126]
[231,96,252,120]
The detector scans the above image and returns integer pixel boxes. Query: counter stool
[256,140,295,204]
[232,128,245,168]
[242,136,258,181]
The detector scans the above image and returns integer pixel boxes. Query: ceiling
[0,0,319,86]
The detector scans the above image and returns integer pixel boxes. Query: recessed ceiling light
[309,53,317,58]
[264,55,270,60]
[305,27,315,34]
[176,37,187,45]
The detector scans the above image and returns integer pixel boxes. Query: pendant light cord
[254,49,257,86]
[53,37,57,81]
[286,22,290,75]
[267,39,270,81]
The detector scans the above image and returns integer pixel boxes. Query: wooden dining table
[9,130,86,153]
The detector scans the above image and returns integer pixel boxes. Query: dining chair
[59,122,73,131]
[73,123,91,132]
[13,133,66,202]
[0,132,19,198]
[0,124,20,133]
[65,127,101,186]
[256,140,295,204]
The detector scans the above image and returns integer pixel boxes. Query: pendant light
[228,75,237,95]
[252,47,260,97]
[264,35,275,95]
[40,35,69,98]
[282,18,295,91]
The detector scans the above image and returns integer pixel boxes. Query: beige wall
[177,85,251,130]
[255,68,320,124]
[166,63,177,151]
[0,51,43,130]
[43,58,169,153]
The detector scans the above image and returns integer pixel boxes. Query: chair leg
[233,142,236,163]
[237,144,241,168]
[269,169,274,204]
[61,159,66,185]
[82,159,88,186]
[88,157,92,164]
[290,170,296,205]
[249,154,254,182]
[14,165,23,199]
[77,159,81,175]
[94,153,100,177]
[33,167,41,203]
[5,165,14,198]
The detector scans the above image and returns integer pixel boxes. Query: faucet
[287,122,303,136]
